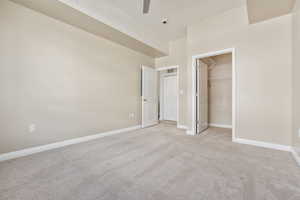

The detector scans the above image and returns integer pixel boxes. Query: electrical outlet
[129,113,135,119]
[29,124,36,133]
[298,129,300,138]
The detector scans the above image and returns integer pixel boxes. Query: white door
[196,60,209,134]
[163,76,178,121]
[142,66,158,128]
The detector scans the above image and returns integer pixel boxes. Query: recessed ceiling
[247,0,296,24]
[100,0,246,39]
[60,0,246,48]
[9,0,297,57]
[11,0,168,57]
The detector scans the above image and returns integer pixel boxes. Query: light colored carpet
[0,124,299,200]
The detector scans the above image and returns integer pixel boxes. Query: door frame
[161,72,178,121]
[156,66,179,124]
[190,48,236,142]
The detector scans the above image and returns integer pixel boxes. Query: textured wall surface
[186,7,292,145]
[207,54,232,126]
[0,0,154,154]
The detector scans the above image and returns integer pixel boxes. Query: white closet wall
[207,54,232,126]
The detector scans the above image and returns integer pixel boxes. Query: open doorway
[157,66,179,125]
[141,65,179,128]
[191,49,236,140]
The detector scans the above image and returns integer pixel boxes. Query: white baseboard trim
[209,123,232,129]
[233,138,291,152]
[0,125,141,162]
[186,130,195,136]
[291,147,300,166]
[142,121,159,128]
[177,125,188,130]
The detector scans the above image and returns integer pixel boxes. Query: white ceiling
[59,0,246,52]
[11,0,168,57]
[98,0,246,39]
[11,0,296,57]
[247,0,296,24]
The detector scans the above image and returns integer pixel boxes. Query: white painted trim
[141,121,159,128]
[159,72,164,120]
[0,125,141,162]
[160,73,178,122]
[186,130,194,135]
[156,65,179,71]
[233,138,291,152]
[209,123,232,129]
[177,125,188,130]
[177,69,180,124]
[141,65,146,128]
[232,48,237,141]
[158,65,180,124]
[191,48,236,140]
[291,147,300,166]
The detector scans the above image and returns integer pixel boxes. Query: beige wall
[186,6,293,145]
[206,54,232,126]
[293,0,300,153]
[155,38,187,126]
[0,0,154,154]
[1,0,296,154]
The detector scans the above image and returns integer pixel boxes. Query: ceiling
[13,0,296,57]
[11,0,168,57]
[60,0,246,49]
[247,0,296,24]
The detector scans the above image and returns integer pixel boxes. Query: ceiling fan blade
[143,0,151,14]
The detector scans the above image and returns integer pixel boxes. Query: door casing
[163,74,178,121]
[156,66,180,125]
[190,48,236,141]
